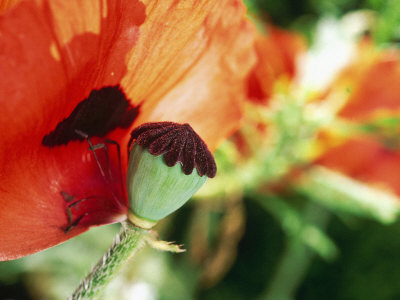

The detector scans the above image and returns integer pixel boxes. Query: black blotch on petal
[42,85,140,147]
[129,122,216,178]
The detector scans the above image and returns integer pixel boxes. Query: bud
[127,122,216,229]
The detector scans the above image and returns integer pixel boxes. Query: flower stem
[261,202,332,300]
[70,221,146,300]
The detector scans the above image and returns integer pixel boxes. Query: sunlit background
[2,0,400,299]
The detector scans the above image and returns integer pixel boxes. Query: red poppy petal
[0,0,19,13]
[0,0,146,260]
[121,0,256,150]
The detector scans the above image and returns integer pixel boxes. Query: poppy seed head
[128,122,216,178]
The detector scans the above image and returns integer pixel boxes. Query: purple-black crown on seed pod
[126,122,217,228]
[127,122,217,228]
[128,122,216,178]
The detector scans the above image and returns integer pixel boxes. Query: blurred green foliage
[299,215,400,300]
[245,0,400,45]
[2,201,400,299]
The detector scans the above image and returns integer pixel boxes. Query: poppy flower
[0,0,256,260]
[315,42,400,197]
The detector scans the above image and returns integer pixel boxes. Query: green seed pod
[126,122,216,229]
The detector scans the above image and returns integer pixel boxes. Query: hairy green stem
[70,221,146,300]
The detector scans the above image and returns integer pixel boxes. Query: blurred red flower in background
[316,41,400,196]
[247,24,305,104]
[231,24,305,158]
[0,0,255,260]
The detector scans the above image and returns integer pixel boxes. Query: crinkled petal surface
[126,0,256,148]
[0,0,255,260]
